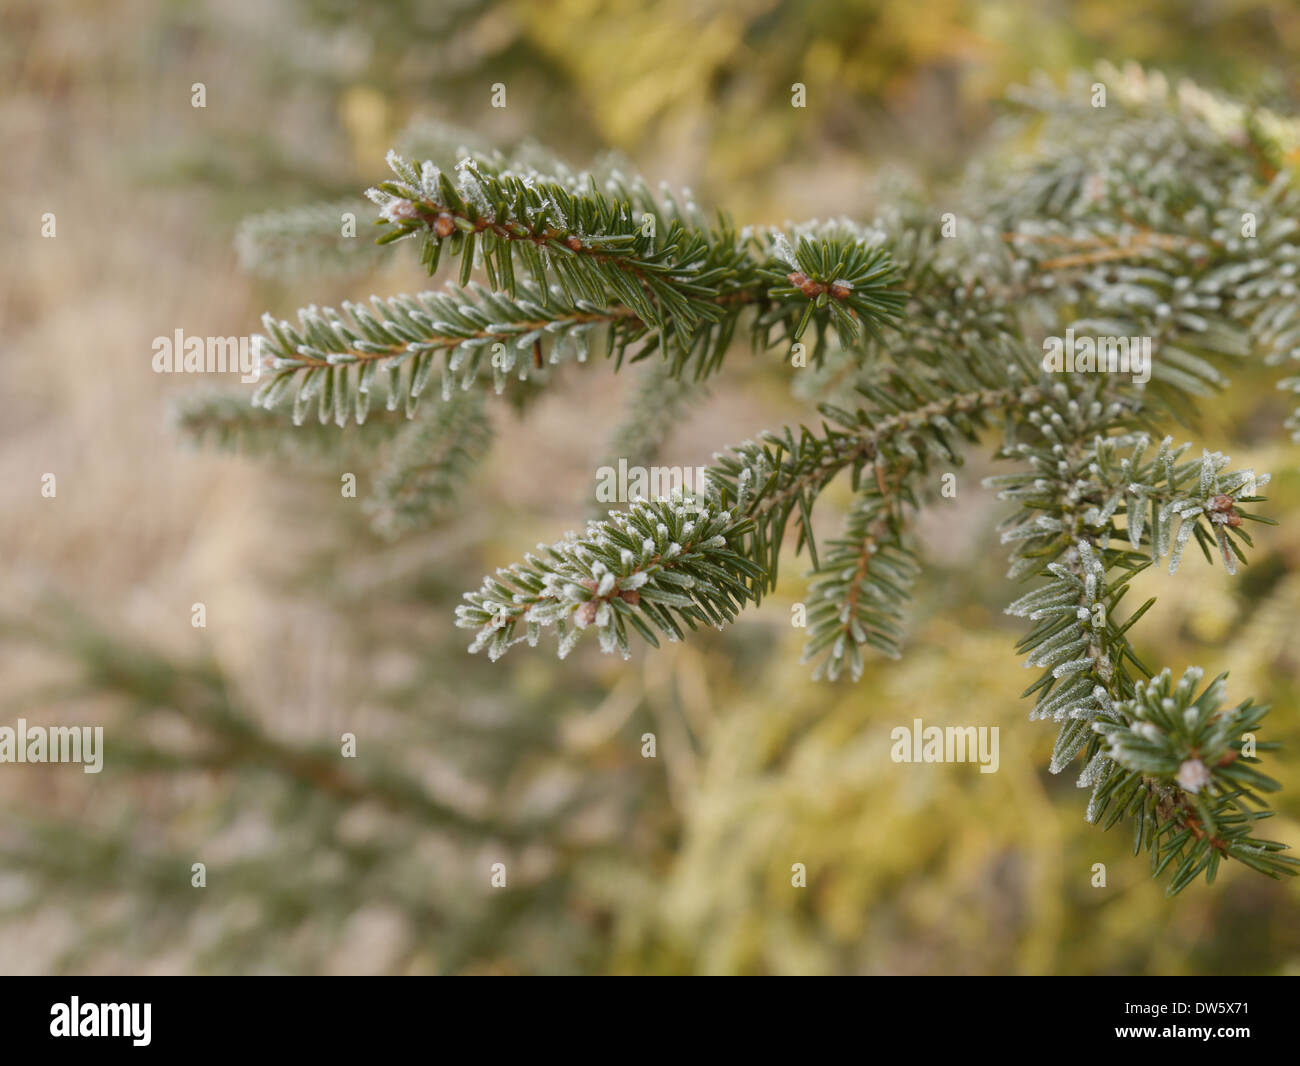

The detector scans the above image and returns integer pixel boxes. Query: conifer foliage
[224,64,1300,893]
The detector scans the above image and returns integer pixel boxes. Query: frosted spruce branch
[222,70,1300,894]
[1090,667,1297,893]
[246,150,903,427]
[456,494,762,662]
[994,400,1290,891]
[798,465,916,680]
[460,374,1050,665]
[984,62,1300,434]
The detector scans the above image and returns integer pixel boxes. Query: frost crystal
[1176,757,1212,793]
[455,159,495,219]
[771,231,799,268]
[420,160,441,197]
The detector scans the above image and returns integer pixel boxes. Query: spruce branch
[798,469,918,681]
[1089,669,1299,893]
[455,493,763,662]
[983,63,1300,430]
[707,364,1047,592]
[368,150,743,324]
[463,371,1049,664]
[250,281,631,424]
[219,70,1300,894]
[247,152,905,428]
[364,389,493,539]
[994,401,1291,891]
[5,608,539,842]
[235,198,383,280]
[173,388,412,456]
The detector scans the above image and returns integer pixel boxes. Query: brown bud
[787,271,823,298]
[566,236,583,251]
[1208,494,1235,513]
[433,212,456,238]
[828,281,852,300]
[1226,513,1243,528]
[382,199,420,223]
[573,600,599,627]
[619,589,641,606]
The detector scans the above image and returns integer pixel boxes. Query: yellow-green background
[2,0,1298,974]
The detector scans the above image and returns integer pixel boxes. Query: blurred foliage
[1,0,1299,974]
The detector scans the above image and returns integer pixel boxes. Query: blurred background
[2,0,1300,974]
